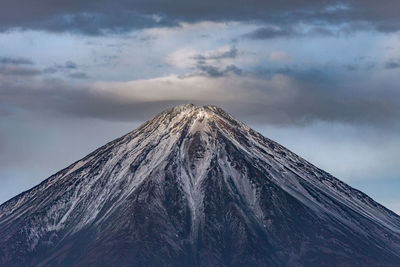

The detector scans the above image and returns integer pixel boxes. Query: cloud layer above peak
[2,0,400,35]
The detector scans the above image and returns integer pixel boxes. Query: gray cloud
[245,27,296,39]
[1,70,399,128]
[0,108,10,117]
[193,47,238,61]
[0,76,179,122]
[0,65,41,76]
[344,64,357,71]
[0,59,84,77]
[42,67,59,74]
[0,57,34,65]
[41,61,82,76]
[244,23,365,40]
[196,64,242,77]
[69,72,89,79]
[65,61,78,69]
[1,0,400,34]
[384,59,400,70]
[187,47,242,77]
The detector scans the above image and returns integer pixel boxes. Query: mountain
[0,104,399,267]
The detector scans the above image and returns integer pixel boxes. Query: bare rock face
[0,104,399,267]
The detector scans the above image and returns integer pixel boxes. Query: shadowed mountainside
[0,104,399,266]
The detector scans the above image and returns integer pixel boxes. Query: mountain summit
[0,104,399,266]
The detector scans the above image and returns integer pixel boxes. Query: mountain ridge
[0,104,399,266]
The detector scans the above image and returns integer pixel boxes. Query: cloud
[1,0,400,34]
[0,58,83,78]
[245,26,295,39]
[269,51,290,62]
[1,71,400,128]
[243,23,364,40]
[166,48,198,69]
[0,57,34,65]
[167,46,239,68]
[41,61,83,77]
[69,72,89,79]
[52,61,79,71]
[166,46,246,77]
[344,64,357,71]
[0,65,41,76]
[384,59,400,69]
[196,64,242,77]
[65,61,78,69]
[193,47,238,61]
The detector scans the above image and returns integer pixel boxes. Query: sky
[0,0,399,214]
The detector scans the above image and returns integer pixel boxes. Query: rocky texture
[0,104,399,266]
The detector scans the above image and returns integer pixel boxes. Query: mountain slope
[0,104,399,266]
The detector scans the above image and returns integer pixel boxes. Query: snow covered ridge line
[0,104,399,267]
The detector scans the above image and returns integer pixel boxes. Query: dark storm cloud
[0,57,34,65]
[2,0,400,34]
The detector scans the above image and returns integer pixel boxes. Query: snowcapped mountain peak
[0,104,399,266]
[160,103,231,119]
[138,103,248,142]
[157,104,214,122]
